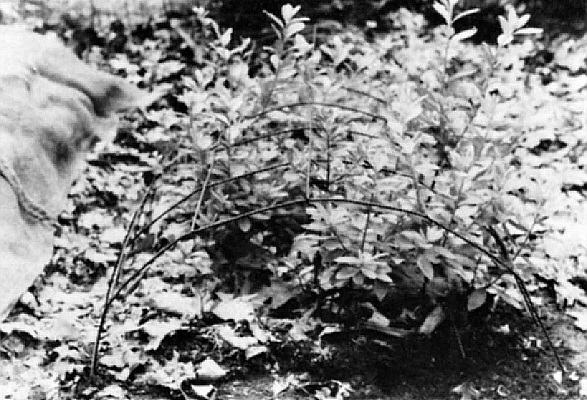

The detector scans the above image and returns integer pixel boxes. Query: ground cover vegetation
[2,0,587,399]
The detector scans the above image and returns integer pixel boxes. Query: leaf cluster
[105,2,558,339]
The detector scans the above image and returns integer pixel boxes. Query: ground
[215,304,582,399]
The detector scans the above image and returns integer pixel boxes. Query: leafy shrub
[111,1,549,336]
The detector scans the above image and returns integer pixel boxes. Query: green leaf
[376,273,393,283]
[337,266,357,280]
[516,13,530,29]
[284,22,306,38]
[452,8,479,24]
[452,28,477,43]
[353,273,365,285]
[467,288,487,311]
[515,27,542,36]
[335,256,361,264]
[432,1,451,25]
[362,267,377,279]
[264,11,284,29]
[281,4,301,23]
[238,218,251,233]
[419,305,446,335]
[417,256,434,280]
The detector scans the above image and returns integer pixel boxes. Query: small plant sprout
[334,252,392,286]
[261,4,311,106]
[433,0,479,42]
[433,0,478,86]
[497,5,542,47]
[264,4,310,70]
[265,4,309,43]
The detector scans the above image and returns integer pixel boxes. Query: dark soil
[210,304,581,400]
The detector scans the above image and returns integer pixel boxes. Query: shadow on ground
[213,305,578,400]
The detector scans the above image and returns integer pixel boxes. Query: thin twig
[191,153,215,231]
[360,194,374,253]
[485,226,565,372]
[211,127,310,151]
[342,86,387,104]
[130,163,289,245]
[107,197,513,309]
[99,196,562,372]
[90,186,155,376]
[245,102,387,123]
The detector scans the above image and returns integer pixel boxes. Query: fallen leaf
[188,384,216,400]
[196,358,227,382]
[579,378,587,396]
[216,325,258,350]
[245,345,268,359]
[366,308,391,327]
[552,370,563,384]
[418,305,446,335]
[151,292,202,319]
[132,320,182,352]
[96,384,127,399]
[567,309,587,331]
[213,296,256,322]
[452,382,480,400]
